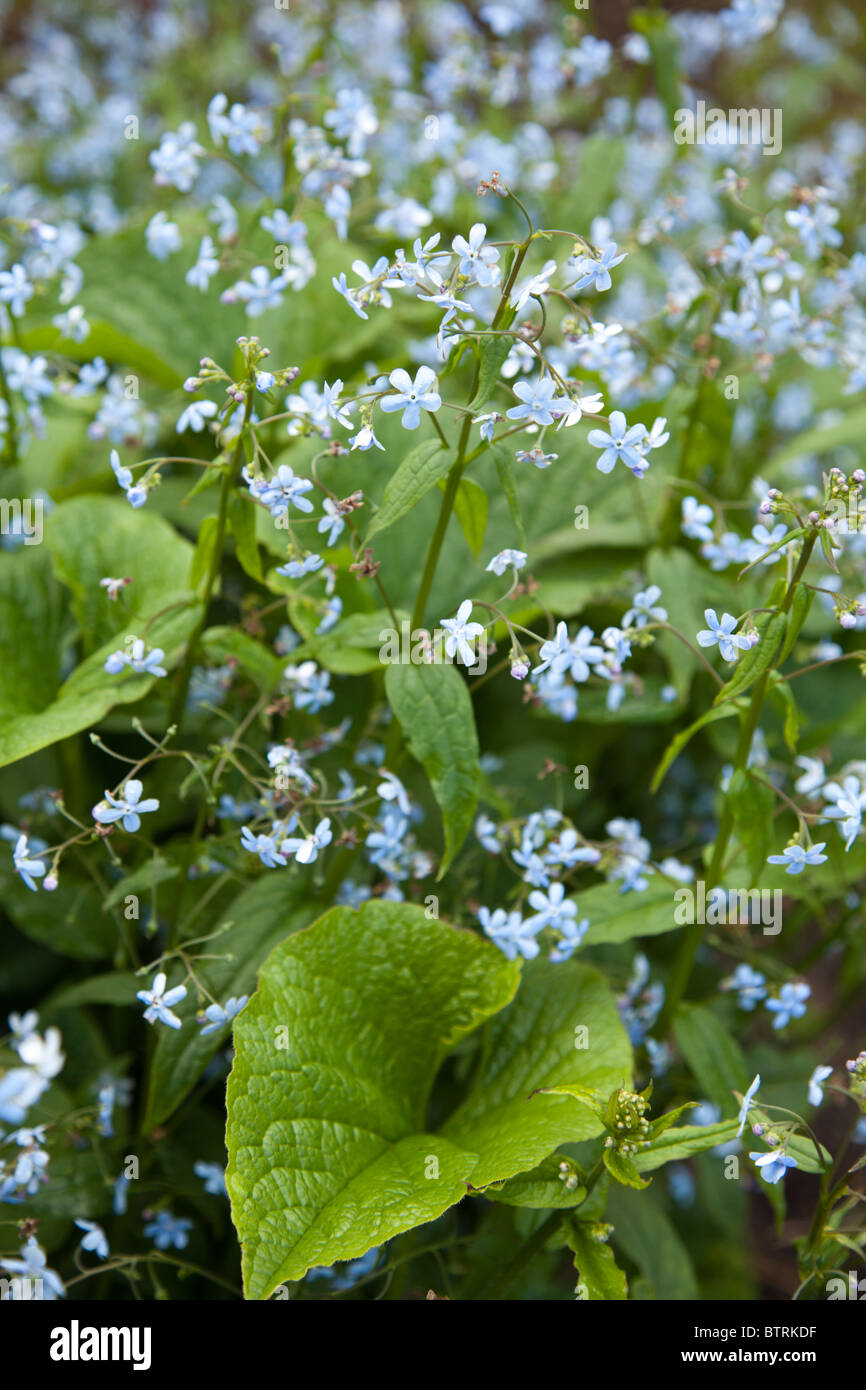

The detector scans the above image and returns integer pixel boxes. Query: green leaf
[631,8,683,128]
[651,705,737,793]
[566,1218,628,1300]
[714,611,788,705]
[229,493,263,583]
[486,1154,587,1209]
[727,768,776,882]
[492,445,527,548]
[44,494,194,649]
[577,879,684,948]
[200,626,286,691]
[145,874,321,1130]
[440,958,632,1185]
[646,547,708,694]
[365,439,452,542]
[448,476,488,559]
[769,678,803,753]
[607,1186,698,1298]
[0,869,116,960]
[634,1119,741,1170]
[189,515,220,591]
[44,972,140,1010]
[738,526,806,577]
[673,1004,750,1116]
[226,901,520,1298]
[604,1148,651,1189]
[385,661,479,874]
[470,335,513,409]
[767,404,866,470]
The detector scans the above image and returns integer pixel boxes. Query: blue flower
[696,610,753,663]
[489,544,528,572]
[258,465,315,517]
[722,963,767,1010]
[12,835,46,892]
[317,499,345,546]
[767,842,828,874]
[194,1161,227,1196]
[199,995,249,1036]
[440,600,485,666]
[282,818,333,865]
[568,241,627,293]
[525,881,577,933]
[737,1073,761,1136]
[143,1210,193,1251]
[765,981,811,1030]
[808,1065,833,1107]
[104,638,166,678]
[749,1151,798,1184]
[0,1237,65,1299]
[92,779,159,833]
[240,823,289,868]
[74,1219,109,1260]
[506,376,562,427]
[478,907,540,961]
[136,972,187,1030]
[587,411,648,476]
[380,367,441,429]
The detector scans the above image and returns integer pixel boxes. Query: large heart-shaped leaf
[226,901,519,1298]
[226,903,632,1298]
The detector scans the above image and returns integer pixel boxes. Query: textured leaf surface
[365,439,451,541]
[440,958,632,1186]
[385,661,479,873]
[226,902,519,1298]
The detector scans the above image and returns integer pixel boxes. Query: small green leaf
[385,661,479,874]
[229,493,263,582]
[604,1148,651,1189]
[190,515,220,590]
[651,705,737,792]
[714,610,789,705]
[492,445,527,548]
[470,335,513,409]
[634,1119,740,1170]
[673,1004,749,1116]
[567,1219,628,1300]
[727,768,776,882]
[365,439,451,541]
[449,476,488,559]
[486,1155,587,1209]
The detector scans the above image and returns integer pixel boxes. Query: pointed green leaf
[226,901,519,1298]
[385,661,479,874]
[365,439,451,541]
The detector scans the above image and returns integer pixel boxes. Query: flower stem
[654,532,818,1035]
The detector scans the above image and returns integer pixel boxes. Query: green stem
[655,533,818,1035]
[169,397,252,729]
[410,238,532,632]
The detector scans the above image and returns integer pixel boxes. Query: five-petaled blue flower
[136,972,188,1030]
[767,842,828,874]
[380,366,441,429]
[199,995,249,1035]
[749,1150,798,1185]
[696,610,753,663]
[587,411,648,476]
[765,981,810,1030]
[143,1210,194,1250]
[92,779,159,833]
